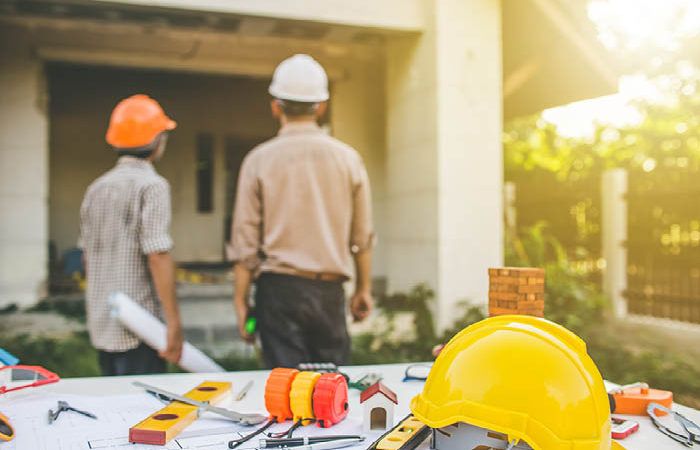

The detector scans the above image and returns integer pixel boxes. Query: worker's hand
[160,323,183,364]
[235,301,256,344]
[350,290,373,322]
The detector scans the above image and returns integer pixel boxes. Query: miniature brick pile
[488,267,545,317]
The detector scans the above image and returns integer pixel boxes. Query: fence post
[602,169,628,318]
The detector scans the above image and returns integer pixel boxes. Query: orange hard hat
[106,94,176,149]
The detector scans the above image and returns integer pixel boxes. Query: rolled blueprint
[109,292,225,373]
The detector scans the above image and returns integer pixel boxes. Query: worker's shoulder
[87,164,169,193]
[248,132,363,162]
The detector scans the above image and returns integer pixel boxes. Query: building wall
[385,0,503,329]
[0,25,49,308]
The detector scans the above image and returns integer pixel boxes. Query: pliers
[48,401,97,424]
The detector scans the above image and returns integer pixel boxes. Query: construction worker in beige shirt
[229,54,374,368]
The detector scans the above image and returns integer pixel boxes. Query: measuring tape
[265,368,299,422]
[232,368,349,449]
[313,373,349,428]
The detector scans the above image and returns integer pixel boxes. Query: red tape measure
[313,373,349,428]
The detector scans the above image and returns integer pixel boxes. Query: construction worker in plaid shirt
[79,95,183,376]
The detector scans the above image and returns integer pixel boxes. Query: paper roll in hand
[109,292,224,373]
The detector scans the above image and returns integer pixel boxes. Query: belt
[293,270,346,282]
[264,269,345,283]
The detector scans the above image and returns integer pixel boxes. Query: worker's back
[79,157,171,351]
[232,122,372,278]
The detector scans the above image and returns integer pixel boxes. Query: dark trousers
[98,343,166,376]
[255,272,350,368]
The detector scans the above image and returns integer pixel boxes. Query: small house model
[360,381,397,432]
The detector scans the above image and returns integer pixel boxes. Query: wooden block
[518,300,545,310]
[488,276,522,286]
[518,309,545,318]
[489,267,543,277]
[527,277,545,285]
[517,284,545,294]
[489,307,518,317]
[491,299,517,310]
[129,381,232,445]
[488,291,519,301]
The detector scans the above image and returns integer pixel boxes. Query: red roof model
[360,381,398,405]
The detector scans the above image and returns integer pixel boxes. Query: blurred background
[1,0,699,406]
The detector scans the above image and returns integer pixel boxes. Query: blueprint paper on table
[0,393,375,450]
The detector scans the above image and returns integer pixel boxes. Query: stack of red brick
[488,267,545,317]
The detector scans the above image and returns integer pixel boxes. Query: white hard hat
[269,54,329,103]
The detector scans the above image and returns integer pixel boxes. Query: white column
[386,0,503,330]
[602,169,628,318]
[0,26,49,308]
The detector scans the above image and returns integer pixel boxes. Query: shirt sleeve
[229,154,263,269]
[77,191,89,250]
[139,181,174,255]
[350,155,375,254]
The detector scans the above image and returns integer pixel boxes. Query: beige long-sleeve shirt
[229,122,374,280]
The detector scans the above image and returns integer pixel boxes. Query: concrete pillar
[385,0,503,330]
[602,169,628,318]
[0,26,49,308]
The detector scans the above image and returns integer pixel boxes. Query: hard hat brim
[268,87,329,103]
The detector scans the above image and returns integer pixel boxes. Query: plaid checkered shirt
[79,156,173,352]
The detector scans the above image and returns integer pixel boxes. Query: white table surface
[1,363,697,449]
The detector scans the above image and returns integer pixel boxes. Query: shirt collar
[117,156,155,171]
[278,121,322,136]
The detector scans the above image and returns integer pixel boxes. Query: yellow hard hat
[411,315,624,450]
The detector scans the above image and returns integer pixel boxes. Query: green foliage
[505,67,700,181]
[351,284,485,364]
[28,298,87,323]
[0,332,99,378]
[587,333,700,408]
[506,222,605,334]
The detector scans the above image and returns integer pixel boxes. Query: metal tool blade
[133,381,267,426]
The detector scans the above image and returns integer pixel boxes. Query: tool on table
[131,381,264,445]
[0,349,19,367]
[611,417,639,440]
[235,380,254,401]
[402,364,431,382]
[348,373,382,391]
[0,412,14,442]
[48,401,97,424]
[608,382,673,416]
[296,363,351,386]
[647,402,700,447]
[296,363,340,373]
[133,381,266,426]
[290,438,364,450]
[260,435,364,448]
[229,368,350,449]
[0,365,60,394]
[364,415,430,450]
